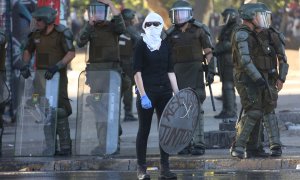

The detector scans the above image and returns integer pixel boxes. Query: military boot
[137,165,150,180]
[230,146,244,159]
[123,113,137,122]
[159,164,177,179]
[214,111,236,119]
[177,146,190,155]
[55,110,72,156]
[245,148,269,158]
[190,145,205,156]
[270,146,282,157]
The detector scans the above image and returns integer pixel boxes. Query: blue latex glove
[141,95,152,109]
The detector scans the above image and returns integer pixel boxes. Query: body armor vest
[169,26,204,63]
[119,33,133,58]
[232,27,277,73]
[89,25,120,63]
[252,30,277,73]
[34,30,66,69]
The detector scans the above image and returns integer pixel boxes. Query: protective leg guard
[56,108,71,156]
[263,113,282,156]
[222,81,237,117]
[233,110,263,158]
[263,113,281,149]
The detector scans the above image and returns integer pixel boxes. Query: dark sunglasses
[144,22,161,28]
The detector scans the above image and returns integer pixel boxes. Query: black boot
[190,145,205,156]
[177,146,190,155]
[245,148,269,158]
[230,146,244,159]
[137,165,150,180]
[123,113,137,122]
[270,146,282,157]
[159,165,177,179]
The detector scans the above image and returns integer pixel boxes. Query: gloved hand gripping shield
[75,69,121,156]
[15,70,59,156]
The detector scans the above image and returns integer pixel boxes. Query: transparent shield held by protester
[14,70,59,156]
[159,88,201,154]
[75,70,121,156]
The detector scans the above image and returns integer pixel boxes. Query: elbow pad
[278,63,289,82]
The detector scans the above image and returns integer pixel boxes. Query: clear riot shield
[75,70,121,156]
[0,71,10,104]
[14,70,59,156]
[159,88,201,154]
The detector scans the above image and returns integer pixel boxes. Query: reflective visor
[255,11,272,28]
[170,7,193,24]
[88,4,112,22]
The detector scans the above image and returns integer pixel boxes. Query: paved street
[0,49,300,173]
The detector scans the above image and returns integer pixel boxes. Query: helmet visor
[88,4,112,22]
[255,11,271,28]
[170,8,192,24]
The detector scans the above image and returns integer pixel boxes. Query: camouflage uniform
[119,9,140,122]
[76,3,127,154]
[167,0,215,155]
[214,8,238,119]
[22,7,74,155]
[231,3,289,158]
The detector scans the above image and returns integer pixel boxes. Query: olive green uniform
[0,29,6,156]
[232,25,288,155]
[119,25,141,121]
[214,22,237,118]
[167,21,214,152]
[24,24,74,154]
[77,14,126,153]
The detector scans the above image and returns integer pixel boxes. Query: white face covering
[141,12,164,51]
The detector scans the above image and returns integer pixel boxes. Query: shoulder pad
[54,24,68,32]
[269,26,280,34]
[192,21,211,36]
[55,25,73,40]
[235,30,249,42]
[63,28,74,40]
[165,26,175,36]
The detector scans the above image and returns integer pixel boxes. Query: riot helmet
[169,0,193,25]
[32,6,57,25]
[88,1,112,22]
[221,8,238,25]
[239,2,271,28]
[121,8,135,20]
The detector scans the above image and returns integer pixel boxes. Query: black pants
[136,91,172,166]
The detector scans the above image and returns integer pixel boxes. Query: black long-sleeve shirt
[133,39,174,93]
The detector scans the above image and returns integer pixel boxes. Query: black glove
[44,65,59,80]
[255,78,266,88]
[20,65,31,79]
[206,71,214,85]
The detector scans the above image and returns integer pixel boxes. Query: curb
[1,156,300,172]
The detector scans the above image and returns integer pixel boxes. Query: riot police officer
[76,0,126,155]
[119,8,141,122]
[214,8,239,119]
[20,6,75,156]
[230,3,289,159]
[0,29,7,156]
[166,0,216,155]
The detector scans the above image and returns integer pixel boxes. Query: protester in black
[133,12,179,180]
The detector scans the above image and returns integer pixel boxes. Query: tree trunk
[145,0,171,28]
[194,0,213,24]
